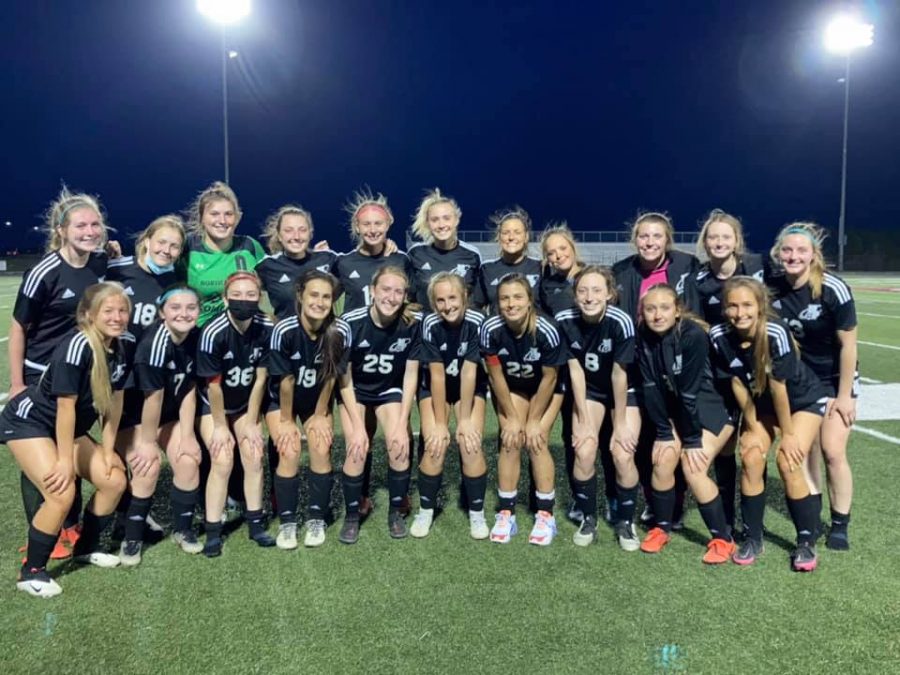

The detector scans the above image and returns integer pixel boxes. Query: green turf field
[1,274,899,674]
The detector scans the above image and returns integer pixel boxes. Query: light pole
[823,14,874,272]
[197,0,252,185]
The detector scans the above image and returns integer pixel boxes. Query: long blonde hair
[262,204,314,254]
[76,282,131,417]
[44,186,109,254]
[697,208,746,260]
[135,215,185,262]
[770,222,827,300]
[186,181,242,236]
[411,188,461,243]
[540,222,584,278]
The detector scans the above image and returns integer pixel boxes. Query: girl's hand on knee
[276,422,301,457]
[43,460,74,495]
[779,433,805,470]
[131,441,161,478]
[210,425,234,459]
[525,420,547,455]
[651,440,678,466]
[683,446,708,475]
[828,395,856,428]
[305,415,333,450]
[177,436,202,466]
[613,426,638,454]
[455,419,481,456]
[500,418,524,452]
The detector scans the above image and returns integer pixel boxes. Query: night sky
[2,1,898,256]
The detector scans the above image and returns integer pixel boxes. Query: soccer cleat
[615,520,641,552]
[640,527,670,554]
[203,537,223,558]
[732,537,764,566]
[566,501,584,523]
[388,511,408,539]
[275,523,299,550]
[702,538,737,565]
[118,540,143,567]
[410,509,434,539]
[791,542,818,572]
[573,515,598,547]
[250,530,277,548]
[528,511,557,546]
[339,515,361,545]
[73,551,121,568]
[469,511,490,540]
[358,496,374,518]
[304,519,327,548]
[16,567,62,599]
[490,510,518,544]
[826,528,850,551]
[60,524,82,547]
[172,530,204,555]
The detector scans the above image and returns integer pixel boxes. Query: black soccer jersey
[555,306,635,403]
[341,307,423,405]
[768,272,857,382]
[268,315,351,411]
[480,314,566,397]
[332,249,414,314]
[473,256,542,312]
[12,250,108,376]
[638,320,727,447]
[256,250,338,321]
[106,256,177,342]
[121,322,198,429]
[1,330,133,440]
[538,267,577,317]
[406,241,481,311]
[197,312,273,414]
[695,254,765,324]
[419,310,484,403]
[709,320,828,414]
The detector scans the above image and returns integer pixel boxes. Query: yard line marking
[859,340,900,352]
[854,425,900,447]
[859,376,882,384]
[0,337,7,343]
[859,312,900,319]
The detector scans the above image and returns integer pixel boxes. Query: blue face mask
[145,253,174,275]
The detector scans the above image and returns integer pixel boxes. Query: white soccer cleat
[16,568,62,599]
[490,510,518,544]
[303,520,326,548]
[469,510,490,540]
[276,523,299,550]
[410,509,435,539]
[73,551,121,568]
[528,511,557,546]
[172,530,204,555]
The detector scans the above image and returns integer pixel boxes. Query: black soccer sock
[273,475,300,524]
[831,508,850,533]
[116,488,132,517]
[786,495,819,545]
[20,472,44,524]
[245,509,267,537]
[170,485,199,533]
[599,416,617,503]
[714,453,737,529]
[535,489,556,515]
[362,452,374,498]
[572,474,597,520]
[811,492,823,534]
[740,491,766,541]
[63,478,83,529]
[25,524,59,571]
[342,472,364,516]
[652,487,677,532]
[227,448,245,506]
[673,468,686,523]
[697,495,732,541]
[497,490,517,514]
[124,496,153,542]
[73,509,113,555]
[388,467,411,513]
[827,508,851,550]
[462,473,487,512]
[307,471,333,521]
[205,519,224,543]
[616,483,639,523]
[418,470,443,511]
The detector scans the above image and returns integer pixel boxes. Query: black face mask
[228,300,258,321]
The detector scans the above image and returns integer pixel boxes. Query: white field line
[859,340,900,351]
[857,299,900,305]
[859,376,882,384]
[859,312,900,319]
[0,337,7,343]
[854,425,900,447]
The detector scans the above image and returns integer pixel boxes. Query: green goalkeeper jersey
[181,233,266,326]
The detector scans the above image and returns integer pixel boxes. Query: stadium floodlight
[197,0,251,184]
[823,14,874,272]
[197,0,251,26]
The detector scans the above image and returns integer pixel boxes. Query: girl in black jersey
[198,272,276,557]
[257,204,338,321]
[114,285,204,563]
[9,187,111,558]
[711,277,828,571]
[473,207,542,313]
[2,283,132,597]
[538,224,585,317]
[106,215,185,342]
[636,285,736,563]
[769,222,858,550]
[407,188,482,312]
[557,266,642,550]
[481,274,566,546]
[413,272,489,539]
[267,271,368,549]
[694,209,765,532]
[338,266,422,543]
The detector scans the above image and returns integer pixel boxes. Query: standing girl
[539,224,585,317]
[2,282,132,597]
[474,207,541,313]
[480,274,566,545]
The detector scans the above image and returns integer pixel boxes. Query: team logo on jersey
[527,275,540,287]
[316,265,331,273]
[224,350,235,360]
[61,288,76,299]
[124,286,135,296]
[457,341,468,356]
[599,339,612,353]
[708,296,720,305]
[389,338,411,353]
[675,273,688,295]
[799,304,822,321]
[452,265,468,277]
[349,270,360,279]
[111,363,127,383]
[523,347,541,362]
[314,353,324,364]
[673,354,682,375]
[498,348,509,356]
[186,360,193,373]
[753,270,764,281]
[250,347,264,364]
[358,339,371,349]
[422,263,432,271]
[279,274,291,283]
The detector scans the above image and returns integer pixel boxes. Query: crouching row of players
[5,265,834,597]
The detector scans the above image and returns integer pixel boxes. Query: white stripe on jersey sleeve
[341,308,369,323]
[766,322,791,357]
[65,333,89,365]
[271,316,298,351]
[554,308,579,323]
[457,240,483,260]
[480,316,504,349]
[422,313,440,341]
[149,324,171,367]
[335,318,351,348]
[120,331,136,343]
[200,314,230,353]
[823,274,852,304]
[107,255,134,268]
[464,309,485,327]
[606,306,635,339]
[22,254,61,298]
[536,316,560,348]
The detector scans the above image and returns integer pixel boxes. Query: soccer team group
[4,182,858,598]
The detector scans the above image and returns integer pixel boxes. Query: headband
[57,199,97,227]
[224,271,261,291]
[157,286,199,307]
[355,203,390,221]
[783,226,817,243]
